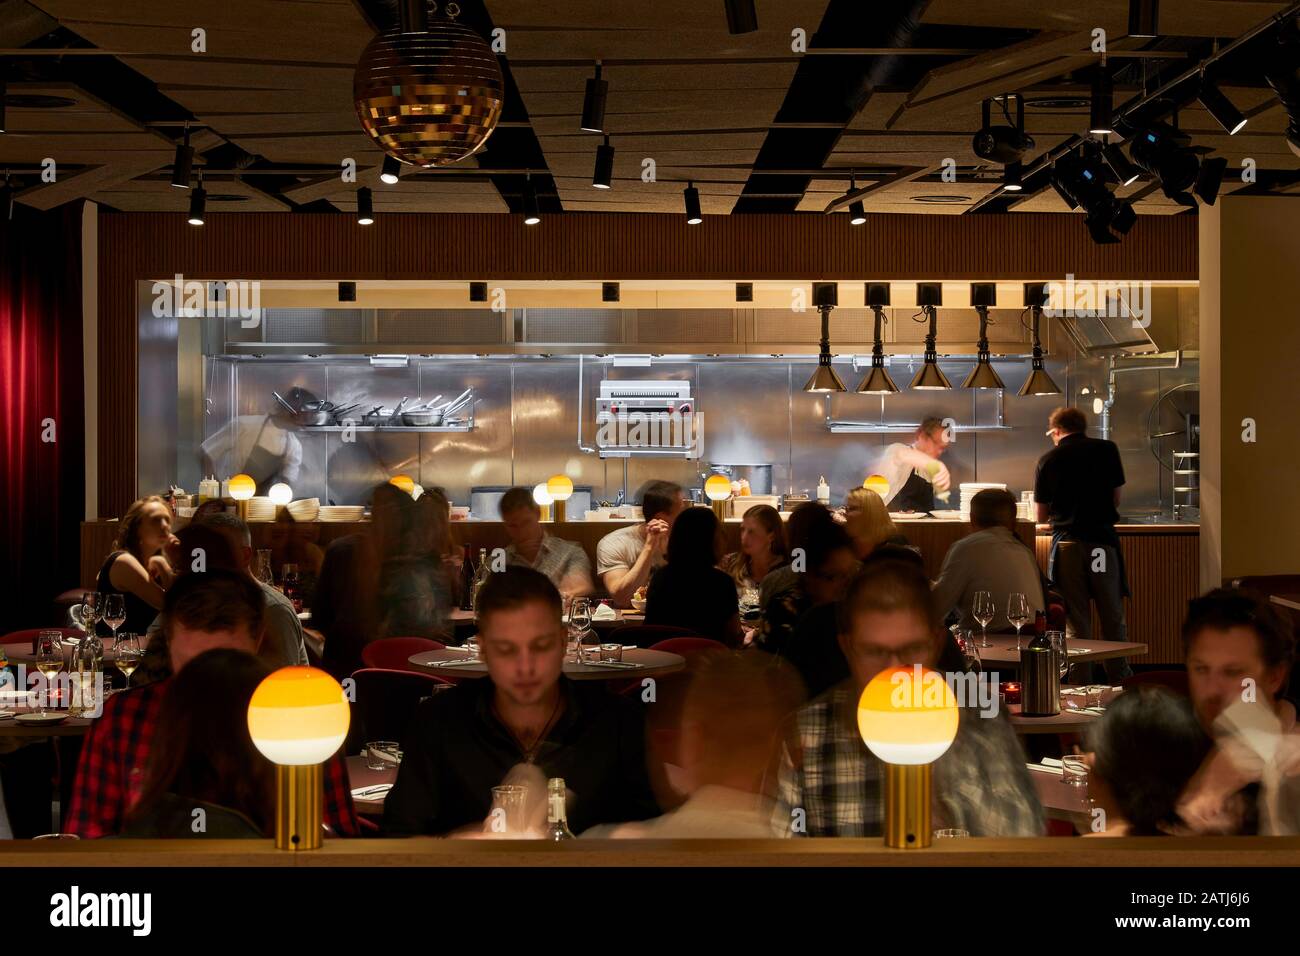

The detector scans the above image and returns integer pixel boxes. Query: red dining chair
[349,667,453,744]
[360,636,445,673]
[647,636,727,660]
[1121,670,1189,697]
[1,628,83,655]
[608,624,703,649]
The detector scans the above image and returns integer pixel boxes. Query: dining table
[1007,685,1122,735]
[1029,760,1093,827]
[967,634,1147,668]
[346,755,396,816]
[447,608,645,630]
[409,646,685,682]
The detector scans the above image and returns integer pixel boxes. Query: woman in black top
[644,506,742,647]
[96,495,177,637]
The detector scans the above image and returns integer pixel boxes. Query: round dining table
[409,647,685,682]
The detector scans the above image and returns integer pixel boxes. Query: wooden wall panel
[97,212,1197,517]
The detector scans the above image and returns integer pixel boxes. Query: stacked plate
[287,498,320,522]
[319,505,365,522]
[958,482,1008,518]
[246,496,276,522]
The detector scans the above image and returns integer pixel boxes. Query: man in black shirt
[1033,406,1132,681]
[383,566,659,836]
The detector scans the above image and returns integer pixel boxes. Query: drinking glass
[102,594,126,641]
[600,643,623,663]
[933,828,970,839]
[253,549,274,586]
[738,586,761,619]
[1061,755,1089,789]
[1086,684,1107,709]
[465,637,480,662]
[34,632,62,716]
[281,563,301,612]
[113,633,143,684]
[951,626,981,673]
[488,785,530,836]
[569,597,593,650]
[1006,592,1031,652]
[365,741,402,771]
[1047,630,1069,681]
[972,591,994,648]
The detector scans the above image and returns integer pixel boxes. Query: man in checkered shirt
[499,486,595,598]
[772,559,1042,838]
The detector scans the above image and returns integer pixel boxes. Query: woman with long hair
[96,495,178,636]
[842,487,907,560]
[645,506,743,647]
[123,649,276,838]
[718,504,787,592]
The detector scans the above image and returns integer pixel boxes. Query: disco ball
[353,12,504,168]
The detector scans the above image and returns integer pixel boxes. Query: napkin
[591,604,617,621]
[0,711,14,720]
[350,783,393,799]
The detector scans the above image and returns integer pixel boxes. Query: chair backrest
[1121,669,1190,697]
[360,636,446,672]
[350,667,452,743]
[1,628,84,654]
[648,636,728,660]
[609,624,702,649]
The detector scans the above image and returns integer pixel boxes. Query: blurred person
[1083,686,1210,837]
[96,495,178,636]
[498,486,594,598]
[199,387,305,495]
[383,567,659,836]
[932,489,1044,631]
[267,512,324,578]
[773,559,1042,837]
[585,653,804,837]
[841,487,907,560]
[597,480,686,607]
[314,532,381,681]
[372,482,452,641]
[875,417,952,513]
[1035,406,1131,681]
[1176,589,1300,835]
[644,506,743,647]
[122,649,275,838]
[66,570,358,838]
[719,504,788,592]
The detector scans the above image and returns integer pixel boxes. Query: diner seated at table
[1083,685,1210,837]
[383,567,660,836]
[315,531,381,681]
[840,487,908,561]
[644,506,743,647]
[596,480,686,607]
[1176,588,1300,835]
[718,504,788,595]
[122,648,275,838]
[96,494,179,637]
[65,570,359,838]
[931,488,1045,632]
[772,558,1043,837]
[499,485,595,599]
[371,481,453,641]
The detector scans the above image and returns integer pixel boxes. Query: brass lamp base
[711,499,728,520]
[275,764,323,850]
[236,499,249,522]
[884,762,932,849]
[553,500,566,523]
[539,503,552,522]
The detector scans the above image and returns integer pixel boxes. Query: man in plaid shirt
[66,570,358,838]
[773,560,1042,838]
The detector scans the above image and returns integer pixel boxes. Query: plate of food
[629,587,647,613]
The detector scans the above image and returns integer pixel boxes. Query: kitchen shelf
[598,447,701,459]
[826,422,1012,434]
[300,424,473,433]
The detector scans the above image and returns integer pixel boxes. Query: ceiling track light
[909,304,952,390]
[1129,123,1202,206]
[380,155,402,184]
[684,181,703,224]
[1128,0,1159,38]
[593,135,614,189]
[581,61,608,133]
[963,285,1006,390]
[356,186,374,225]
[804,291,846,393]
[724,0,758,34]
[1197,79,1248,135]
[338,281,357,303]
[973,93,1034,164]
[857,296,899,395]
[1018,291,1062,397]
[523,174,540,225]
[1102,143,1140,186]
[1195,156,1228,205]
[187,171,206,226]
[735,282,753,302]
[1003,161,1023,192]
[1090,60,1114,136]
[846,171,867,223]
[170,122,194,188]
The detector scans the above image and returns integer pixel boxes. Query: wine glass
[951,626,981,673]
[281,563,301,612]
[1006,593,1031,652]
[569,598,593,659]
[1049,631,1070,681]
[34,632,62,716]
[102,594,126,643]
[113,634,143,685]
[972,591,994,648]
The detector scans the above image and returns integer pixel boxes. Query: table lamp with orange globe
[532,482,554,522]
[228,473,256,521]
[247,666,350,850]
[704,474,733,519]
[863,474,890,500]
[546,474,574,522]
[857,665,959,848]
[389,474,416,496]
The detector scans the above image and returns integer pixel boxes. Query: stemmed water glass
[972,590,994,648]
[102,594,126,644]
[568,597,593,661]
[1007,592,1031,652]
[34,632,62,716]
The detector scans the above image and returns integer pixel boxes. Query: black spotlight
[736,282,754,302]
[593,135,614,189]
[845,172,867,223]
[724,0,758,34]
[522,175,540,225]
[1194,156,1228,206]
[380,155,401,184]
[1003,161,1023,192]
[972,94,1035,165]
[1089,64,1114,136]
[469,282,488,302]
[1263,17,1300,158]
[865,282,890,308]
[187,174,207,226]
[1102,143,1140,186]
[812,282,838,308]
[356,186,375,225]
[1053,147,1134,243]
[1198,81,1247,135]
[581,62,608,133]
[970,283,997,308]
[1129,123,1201,205]
[338,281,357,303]
[684,182,702,224]
[170,124,194,188]
[1128,0,1159,38]
[602,282,620,302]
[916,283,943,307]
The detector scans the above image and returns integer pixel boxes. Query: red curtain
[0,202,84,628]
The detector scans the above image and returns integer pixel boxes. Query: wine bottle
[458,544,475,611]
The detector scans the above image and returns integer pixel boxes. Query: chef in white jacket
[876,416,952,512]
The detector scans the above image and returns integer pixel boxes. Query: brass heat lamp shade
[1019,364,1062,396]
[909,361,952,390]
[857,364,899,394]
[804,359,847,393]
[962,359,1006,390]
